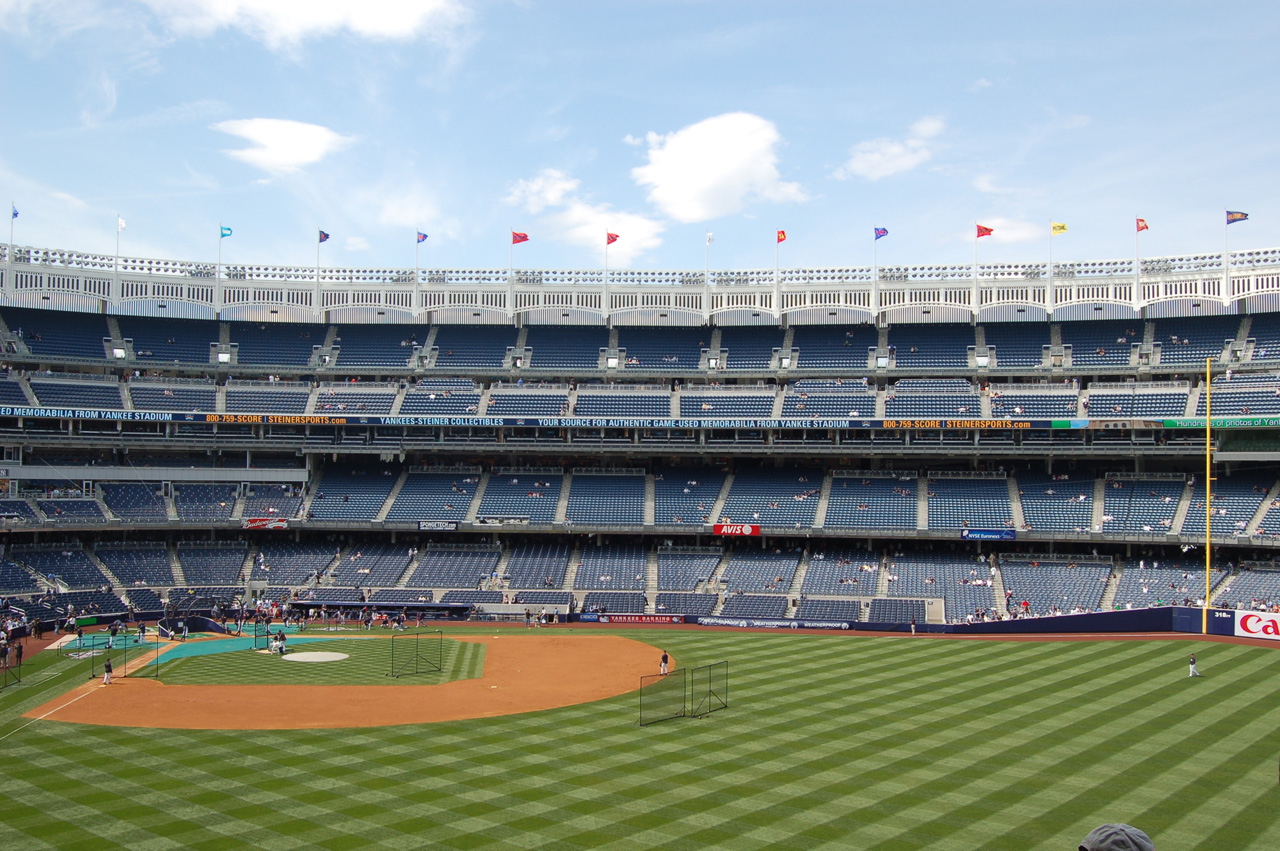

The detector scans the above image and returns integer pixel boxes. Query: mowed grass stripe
[2,632,1280,850]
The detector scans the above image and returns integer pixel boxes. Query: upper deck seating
[1153,315,1240,365]
[1087,386,1189,418]
[1059,319,1139,367]
[0,559,39,593]
[0,499,41,524]
[399,380,481,415]
[1248,313,1280,361]
[885,379,980,418]
[982,323,1049,368]
[228,321,324,366]
[565,473,645,525]
[990,388,1078,418]
[116,315,218,365]
[524,325,608,370]
[431,325,518,370]
[889,323,974,369]
[250,543,334,584]
[719,326,784,370]
[2,306,109,360]
[0,378,28,406]
[782,380,875,418]
[332,324,428,367]
[791,325,877,369]
[315,387,397,415]
[617,327,707,370]
[241,484,302,519]
[1195,374,1280,415]
[487,391,569,417]
[36,499,107,524]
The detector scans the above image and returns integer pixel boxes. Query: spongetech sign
[1235,610,1280,640]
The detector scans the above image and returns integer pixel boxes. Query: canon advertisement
[1234,610,1280,640]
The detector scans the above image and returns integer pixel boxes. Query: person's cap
[1079,823,1155,851]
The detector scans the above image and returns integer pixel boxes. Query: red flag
[1136,218,1149,233]
[511,231,529,244]
[976,224,994,238]
[606,232,619,245]
[777,229,787,243]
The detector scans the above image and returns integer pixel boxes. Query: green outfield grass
[157,634,483,686]
[2,627,1280,850]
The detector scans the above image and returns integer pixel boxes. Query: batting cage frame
[83,632,163,680]
[690,660,729,718]
[1,657,20,690]
[386,629,444,678]
[638,667,687,726]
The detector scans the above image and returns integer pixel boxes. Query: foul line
[0,684,98,743]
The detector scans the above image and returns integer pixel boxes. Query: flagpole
[1223,207,1230,300]
[217,222,222,283]
[1135,217,1141,299]
[973,223,978,282]
[1048,221,1053,301]
[8,201,13,254]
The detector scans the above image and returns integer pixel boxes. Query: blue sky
[1,1,1278,273]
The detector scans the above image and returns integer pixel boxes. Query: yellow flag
[1051,222,1068,235]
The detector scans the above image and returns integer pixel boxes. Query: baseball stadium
[0,234,1279,849]
[5,5,1280,850]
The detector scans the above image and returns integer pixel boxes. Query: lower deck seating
[719,594,787,618]
[580,591,646,613]
[655,592,717,615]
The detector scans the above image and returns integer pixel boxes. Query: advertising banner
[960,529,1016,541]
[416,520,459,531]
[596,614,685,624]
[1235,610,1280,640]
[714,524,760,536]
[241,518,288,530]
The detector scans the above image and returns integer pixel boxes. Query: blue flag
[874,227,888,240]
[220,226,232,238]
[10,205,16,220]
[1227,211,1249,225]
[318,230,330,243]
[417,231,428,243]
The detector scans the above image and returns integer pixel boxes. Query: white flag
[705,231,714,245]
[117,216,126,232]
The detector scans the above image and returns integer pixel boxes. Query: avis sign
[1235,610,1280,640]
[713,524,760,536]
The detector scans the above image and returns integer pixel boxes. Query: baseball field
[1,625,1279,850]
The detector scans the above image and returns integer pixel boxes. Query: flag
[117,217,126,232]
[512,231,529,244]
[706,232,714,245]
[220,226,232,238]
[1227,211,1249,225]
[874,227,888,240]
[417,232,428,243]
[1051,222,1068,235]
[976,224,994,238]
[318,230,330,243]
[10,205,16,220]
[777,230,787,243]
[1136,218,1149,232]
[606,232,619,245]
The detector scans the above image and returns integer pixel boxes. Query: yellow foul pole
[1203,357,1212,634]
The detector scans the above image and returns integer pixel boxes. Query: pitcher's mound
[283,651,349,663]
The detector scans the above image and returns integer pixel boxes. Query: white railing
[5,240,1280,324]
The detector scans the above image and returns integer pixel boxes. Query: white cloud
[50,191,88,209]
[973,174,1018,195]
[631,112,807,223]
[213,118,353,175]
[972,217,1043,244]
[139,0,469,50]
[344,236,370,251]
[969,78,992,91]
[621,134,643,146]
[835,116,945,181]
[507,168,664,265]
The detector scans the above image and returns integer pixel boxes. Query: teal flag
[220,226,233,238]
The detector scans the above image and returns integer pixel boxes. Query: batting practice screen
[386,630,444,678]
[690,660,728,718]
[638,668,687,726]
